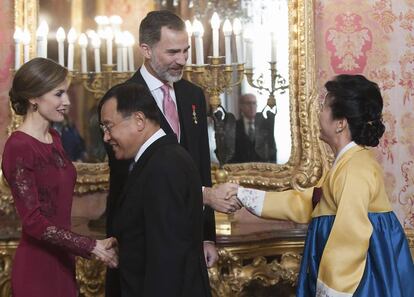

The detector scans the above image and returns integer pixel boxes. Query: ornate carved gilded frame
[224,0,323,191]
[5,0,322,196]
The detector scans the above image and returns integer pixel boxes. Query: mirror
[10,0,321,194]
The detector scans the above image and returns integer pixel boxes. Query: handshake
[204,183,263,215]
[91,237,119,268]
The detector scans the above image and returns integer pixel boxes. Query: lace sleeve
[1,139,96,258]
[237,187,265,216]
[41,226,96,258]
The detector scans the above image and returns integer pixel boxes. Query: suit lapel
[116,134,178,207]
[174,81,192,146]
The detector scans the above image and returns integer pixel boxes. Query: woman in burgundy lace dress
[2,58,118,297]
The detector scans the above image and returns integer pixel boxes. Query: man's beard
[150,57,183,83]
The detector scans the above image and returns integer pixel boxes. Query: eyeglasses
[99,116,131,134]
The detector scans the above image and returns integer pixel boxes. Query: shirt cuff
[203,240,215,245]
[202,186,206,210]
[237,187,265,216]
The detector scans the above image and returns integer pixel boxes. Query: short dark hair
[98,82,160,124]
[139,10,186,46]
[325,74,385,147]
[9,58,68,115]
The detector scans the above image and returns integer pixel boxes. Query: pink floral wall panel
[316,0,414,228]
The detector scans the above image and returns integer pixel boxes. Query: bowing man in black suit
[105,11,242,295]
[99,82,212,297]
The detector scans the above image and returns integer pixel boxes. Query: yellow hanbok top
[238,144,394,296]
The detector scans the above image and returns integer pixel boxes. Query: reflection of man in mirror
[230,93,277,163]
[105,10,240,297]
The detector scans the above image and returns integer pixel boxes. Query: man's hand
[203,183,241,214]
[203,241,218,268]
[92,237,119,268]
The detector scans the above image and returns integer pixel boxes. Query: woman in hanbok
[237,74,414,297]
[2,58,118,297]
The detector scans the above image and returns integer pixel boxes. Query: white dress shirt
[140,65,180,141]
[134,129,166,163]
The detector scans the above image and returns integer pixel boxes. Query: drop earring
[33,103,38,111]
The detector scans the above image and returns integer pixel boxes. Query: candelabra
[184,56,245,110]
[244,62,289,110]
[75,65,133,101]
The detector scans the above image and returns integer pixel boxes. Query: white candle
[109,15,123,35]
[43,23,49,58]
[192,20,204,65]
[95,16,109,39]
[67,28,77,71]
[122,32,129,71]
[22,30,31,63]
[124,32,135,72]
[56,27,66,66]
[104,27,113,65]
[115,32,123,71]
[185,20,192,65]
[13,28,22,69]
[92,37,101,73]
[244,29,253,68]
[270,31,277,62]
[210,12,220,57]
[122,46,128,72]
[36,20,48,58]
[233,18,243,63]
[223,19,232,65]
[78,33,88,73]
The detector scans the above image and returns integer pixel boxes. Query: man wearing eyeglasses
[104,11,244,296]
[99,82,212,297]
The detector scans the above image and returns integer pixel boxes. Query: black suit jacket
[113,134,211,297]
[105,70,215,296]
[230,114,277,163]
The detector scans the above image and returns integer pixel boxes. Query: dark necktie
[247,120,255,142]
[128,160,136,173]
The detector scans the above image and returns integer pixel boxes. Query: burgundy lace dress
[1,129,96,297]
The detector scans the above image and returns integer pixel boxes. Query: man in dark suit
[230,93,277,163]
[99,82,212,297]
[105,10,241,296]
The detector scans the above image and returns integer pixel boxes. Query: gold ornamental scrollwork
[209,249,301,297]
[0,241,17,297]
[76,257,106,297]
[73,163,109,194]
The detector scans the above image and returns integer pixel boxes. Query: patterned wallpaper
[315,0,414,228]
[0,0,412,227]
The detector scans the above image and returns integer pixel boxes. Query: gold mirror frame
[9,0,321,195]
[223,0,322,191]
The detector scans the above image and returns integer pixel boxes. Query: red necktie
[160,84,180,139]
